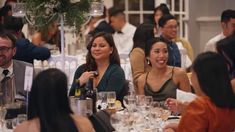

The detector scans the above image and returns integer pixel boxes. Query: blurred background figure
[164,52,235,132]
[14,68,94,132]
[137,37,191,101]
[3,16,51,64]
[88,6,115,37]
[108,7,136,54]
[204,9,235,52]
[129,23,155,89]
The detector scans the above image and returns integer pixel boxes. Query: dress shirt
[113,23,136,54]
[204,32,225,52]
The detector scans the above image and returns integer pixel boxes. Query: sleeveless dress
[144,67,178,101]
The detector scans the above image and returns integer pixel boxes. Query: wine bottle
[75,79,86,100]
[85,78,97,113]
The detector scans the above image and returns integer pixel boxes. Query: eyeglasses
[0,46,13,53]
[164,25,178,30]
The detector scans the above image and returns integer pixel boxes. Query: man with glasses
[159,14,182,67]
[0,31,33,102]
[204,9,235,52]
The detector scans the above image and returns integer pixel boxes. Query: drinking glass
[107,92,116,109]
[123,95,136,112]
[17,114,27,124]
[0,106,7,130]
[96,92,108,111]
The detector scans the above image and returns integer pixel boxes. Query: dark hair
[216,32,235,77]
[158,14,176,27]
[86,32,120,70]
[108,7,124,17]
[28,68,77,132]
[192,52,235,108]
[3,16,24,31]
[0,30,16,47]
[221,9,235,23]
[132,23,155,51]
[145,37,167,57]
[0,4,11,17]
[154,3,170,18]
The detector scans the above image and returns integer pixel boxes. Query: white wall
[188,0,235,57]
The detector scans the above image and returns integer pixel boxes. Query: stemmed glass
[123,95,136,112]
[0,106,7,131]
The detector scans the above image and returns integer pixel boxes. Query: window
[112,0,189,38]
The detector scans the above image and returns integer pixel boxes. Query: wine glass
[0,106,7,130]
[123,95,136,112]
[107,92,116,110]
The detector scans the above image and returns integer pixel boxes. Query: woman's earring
[147,59,150,65]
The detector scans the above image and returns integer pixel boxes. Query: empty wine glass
[123,95,136,112]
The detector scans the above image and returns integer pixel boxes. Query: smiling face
[161,19,178,40]
[90,36,113,62]
[148,41,168,68]
[0,37,16,68]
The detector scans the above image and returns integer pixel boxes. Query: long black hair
[192,52,235,108]
[28,68,78,132]
[131,23,155,51]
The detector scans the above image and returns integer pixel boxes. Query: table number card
[24,66,34,91]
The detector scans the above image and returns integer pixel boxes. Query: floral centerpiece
[25,0,90,31]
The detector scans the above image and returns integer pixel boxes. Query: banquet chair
[48,55,78,86]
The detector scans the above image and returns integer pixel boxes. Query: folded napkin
[176,89,196,103]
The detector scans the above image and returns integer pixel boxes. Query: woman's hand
[165,98,189,114]
[165,98,181,114]
[78,71,96,86]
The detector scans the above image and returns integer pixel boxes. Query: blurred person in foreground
[164,52,235,132]
[14,68,94,132]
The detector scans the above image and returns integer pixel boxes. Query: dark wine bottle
[85,78,97,113]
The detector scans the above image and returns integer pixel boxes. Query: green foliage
[25,0,90,31]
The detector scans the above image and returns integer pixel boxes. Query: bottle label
[75,88,81,97]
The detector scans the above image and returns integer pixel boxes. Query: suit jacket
[89,20,115,36]
[13,60,34,96]
[13,38,51,64]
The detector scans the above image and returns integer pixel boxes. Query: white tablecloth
[34,54,132,86]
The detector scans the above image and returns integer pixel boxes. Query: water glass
[123,95,136,111]
[96,92,108,111]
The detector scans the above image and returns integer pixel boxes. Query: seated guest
[158,14,182,67]
[164,52,235,132]
[69,32,126,100]
[129,23,155,88]
[0,31,33,100]
[3,16,51,64]
[14,68,94,132]
[137,38,191,101]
